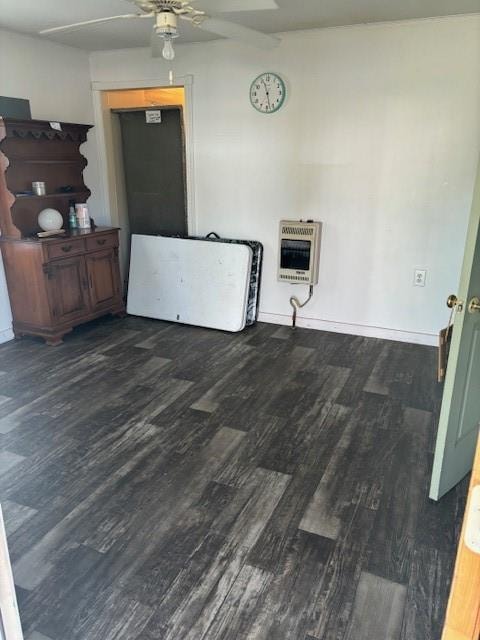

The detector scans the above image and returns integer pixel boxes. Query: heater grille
[281,226,314,236]
[279,273,310,282]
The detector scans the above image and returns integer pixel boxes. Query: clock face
[250,72,286,114]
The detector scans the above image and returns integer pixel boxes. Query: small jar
[32,181,46,196]
[75,203,90,229]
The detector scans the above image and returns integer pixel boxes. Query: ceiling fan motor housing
[155,10,179,37]
[134,0,183,11]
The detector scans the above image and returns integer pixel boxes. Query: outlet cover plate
[414,269,427,287]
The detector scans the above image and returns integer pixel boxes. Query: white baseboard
[0,326,14,345]
[257,312,437,346]
[0,316,438,347]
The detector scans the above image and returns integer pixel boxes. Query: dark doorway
[116,106,187,236]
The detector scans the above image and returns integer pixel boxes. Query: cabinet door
[47,256,90,324]
[85,249,121,312]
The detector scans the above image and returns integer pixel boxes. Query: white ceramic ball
[38,208,63,231]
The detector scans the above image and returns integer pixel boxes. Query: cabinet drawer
[47,239,85,260]
[86,233,118,253]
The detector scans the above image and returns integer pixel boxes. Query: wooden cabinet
[1,228,124,345]
[0,117,125,345]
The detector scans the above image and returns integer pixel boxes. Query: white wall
[90,15,480,345]
[0,28,102,343]
[1,17,478,345]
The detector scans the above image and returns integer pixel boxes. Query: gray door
[117,107,187,236]
[430,155,480,500]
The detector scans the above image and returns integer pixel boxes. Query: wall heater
[278,220,322,284]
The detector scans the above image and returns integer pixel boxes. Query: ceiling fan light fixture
[154,10,179,60]
[38,2,280,61]
[162,35,175,60]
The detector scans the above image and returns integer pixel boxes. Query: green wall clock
[250,72,286,114]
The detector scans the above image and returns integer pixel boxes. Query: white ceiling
[0,0,479,51]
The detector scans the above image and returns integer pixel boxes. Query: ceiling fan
[39,0,280,61]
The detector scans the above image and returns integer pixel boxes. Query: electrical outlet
[414,269,427,287]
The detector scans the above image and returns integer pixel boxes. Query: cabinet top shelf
[13,190,90,201]
[8,158,85,165]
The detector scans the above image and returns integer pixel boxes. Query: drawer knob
[61,245,73,253]
[97,239,107,246]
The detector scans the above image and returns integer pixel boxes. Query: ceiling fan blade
[191,0,278,12]
[39,13,151,35]
[151,28,163,58]
[199,17,279,49]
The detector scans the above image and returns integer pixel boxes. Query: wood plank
[401,546,455,640]
[142,467,290,639]
[12,438,164,590]
[259,366,350,475]
[367,407,432,584]
[344,571,407,640]
[0,450,25,474]
[299,408,358,539]
[1,500,37,537]
[190,398,219,413]
[245,530,334,640]
[307,505,377,639]
[203,564,272,639]
[118,481,236,607]
[67,589,153,640]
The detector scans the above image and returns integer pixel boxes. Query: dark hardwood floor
[0,316,468,640]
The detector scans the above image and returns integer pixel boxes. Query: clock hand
[262,79,272,110]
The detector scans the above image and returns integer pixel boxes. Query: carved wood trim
[3,118,92,143]
[0,119,20,238]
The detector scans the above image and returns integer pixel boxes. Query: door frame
[0,505,24,639]
[91,75,196,282]
[442,431,480,639]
